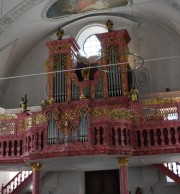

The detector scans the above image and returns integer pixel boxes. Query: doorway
[85,170,120,194]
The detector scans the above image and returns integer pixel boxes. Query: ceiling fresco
[46,0,128,18]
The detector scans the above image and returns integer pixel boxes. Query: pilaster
[117,157,129,194]
[30,162,42,194]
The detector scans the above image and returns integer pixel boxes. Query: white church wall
[1,37,49,109]
[40,166,180,194]
[40,171,85,194]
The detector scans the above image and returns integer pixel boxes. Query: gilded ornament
[0,114,16,120]
[33,113,46,124]
[143,97,175,106]
[56,28,64,40]
[91,108,105,117]
[30,162,42,171]
[26,118,32,128]
[117,157,129,166]
[106,19,113,32]
[109,109,131,119]
[48,98,55,105]
[80,89,86,100]
[19,119,26,132]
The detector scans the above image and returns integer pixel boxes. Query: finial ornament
[129,86,139,102]
[106,19,113,32]
[20,94,27,113]
[117,157,129,166]
[30,162,42,171]
[56,28,64,40]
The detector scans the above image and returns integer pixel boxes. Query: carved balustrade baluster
[121,128,125,146]
[174,127,179,145]
[11,141,14,157]
[153,128,158,146]
[31,134,35,151]
[39,132,42,150]
[37,132,40,150]
[8,184,11,193]
[166,128,171,145]
[176,162,180,176]
[116,128,120,146]
[17,141,20,156]
[12,181,15,191]
[103,126,108,146]
[160,128,165,146]
[6,141,9,157]
[20,172,22,183]
[114,128,118,146]
[29,136,32,151]
[16,176,19,189]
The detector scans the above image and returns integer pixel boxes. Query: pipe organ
[45,24,132,144]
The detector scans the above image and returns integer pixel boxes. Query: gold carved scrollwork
[26,118,32,128]
[109,109,131,119]
[18,118,32,131]
[46,109,59,120]
[91,108,105,117]
[19,119,26,132]
[32,113,47,124]
[117,157,129,166]
[143,97,176,106]
[0,114,17,120]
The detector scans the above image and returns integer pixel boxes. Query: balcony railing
[0,97,179,163]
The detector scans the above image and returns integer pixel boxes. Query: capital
[30,162,42,171]
[117,157,129,166]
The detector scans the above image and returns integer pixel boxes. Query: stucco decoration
[164,0,180,13]
[46,0,128,18]
[135,67,149,89]
[0,0,44,35]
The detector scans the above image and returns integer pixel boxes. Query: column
[30,162,42,194]
[117,157,129,194]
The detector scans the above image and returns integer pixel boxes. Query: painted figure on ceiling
[47,0,128,18]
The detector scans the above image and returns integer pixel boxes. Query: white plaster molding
[0,0,45,35]
[164,0,180,13]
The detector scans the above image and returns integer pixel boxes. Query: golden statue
[56,28,64,40]
[20,94,27,113]
[106,19,113,32]
[129,86,139,102]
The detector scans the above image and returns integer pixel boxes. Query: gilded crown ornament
[56,28,64,40]
[106,19,113,32]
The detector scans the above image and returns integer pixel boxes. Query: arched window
[76,24,107,57]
